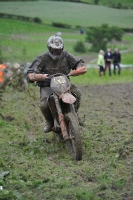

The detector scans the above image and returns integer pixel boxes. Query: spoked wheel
[65,113,82,161]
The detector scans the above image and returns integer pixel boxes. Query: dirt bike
[46,73,82,161]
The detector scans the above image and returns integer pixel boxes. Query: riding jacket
[27,50,85,87]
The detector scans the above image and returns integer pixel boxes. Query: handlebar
[46,73,71,79]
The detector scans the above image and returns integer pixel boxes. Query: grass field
[1,71,133,199]
[0,1,133,28]
[0,1,133,63]
[71,68,133,85]
[81,0,133,6]
[0,17,133,64]
[1,1,133,199]
[0,18,87,62]
[98,0,133,6]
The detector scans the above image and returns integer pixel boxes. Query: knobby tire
[65,112,82,161]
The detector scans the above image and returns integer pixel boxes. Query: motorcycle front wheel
[65,113,82,161]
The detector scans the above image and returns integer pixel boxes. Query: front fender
[60,93,76,104]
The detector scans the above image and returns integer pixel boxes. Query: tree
[73,41,87,53]
[86,24,123,52]
[94,0,100,5]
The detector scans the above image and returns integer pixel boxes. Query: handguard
[28,73,48,81]
[69,66,87,76]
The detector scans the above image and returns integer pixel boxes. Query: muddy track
[81,82,133,115]
[1,82,133,199]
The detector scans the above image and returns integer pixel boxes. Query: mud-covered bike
[46,73,82,161]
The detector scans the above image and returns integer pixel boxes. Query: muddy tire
[65,113,82,161]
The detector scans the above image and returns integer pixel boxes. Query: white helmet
[47,35,64,57]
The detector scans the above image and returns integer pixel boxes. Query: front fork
[53,93,69,141]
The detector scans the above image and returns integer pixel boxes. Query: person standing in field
[112,48,121,75]
[97,50,105,76]
[104,48,113,76]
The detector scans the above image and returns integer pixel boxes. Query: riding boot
[43,113,53,133]
[39,101,53,133]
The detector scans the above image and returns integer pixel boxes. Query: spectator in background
[80,29,84,34]
[104,48,113,76]
[97,50,105,76]
[112,48,121,75]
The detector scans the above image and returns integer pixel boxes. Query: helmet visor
[51,48,62,56]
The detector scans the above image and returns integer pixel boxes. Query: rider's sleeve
[26,55,45,82]
[28,73,48,82]
[67,52,87,76]
[69,65,87,76]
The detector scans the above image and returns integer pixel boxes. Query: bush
[33,17,42,23]
[75,25,82,29]
[52,22,71,29]
[117,3,123,9]
[0,13,41,23]
[86,24,123,52]
[109,2,129,9]
[73,41,87,53]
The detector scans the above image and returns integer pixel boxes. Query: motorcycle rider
[27,35,87,133]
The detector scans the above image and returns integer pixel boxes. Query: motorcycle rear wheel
[65,113,82,161]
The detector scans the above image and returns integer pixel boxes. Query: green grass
[98,0,133,6]
[1,18,133,64]
[123,34,133,42]
[0,1,133,28]
[121,51,133,64]
[0,18,87,62]
[0,2,133,199]
[0,1,133,64]
[1,74,133,199]
[0,2,133,64]
[81,0,133,6]
[71,68,133,85]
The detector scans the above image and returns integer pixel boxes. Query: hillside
[1,0,133,6]
[82,0,133,6]
[0,1,133,28]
